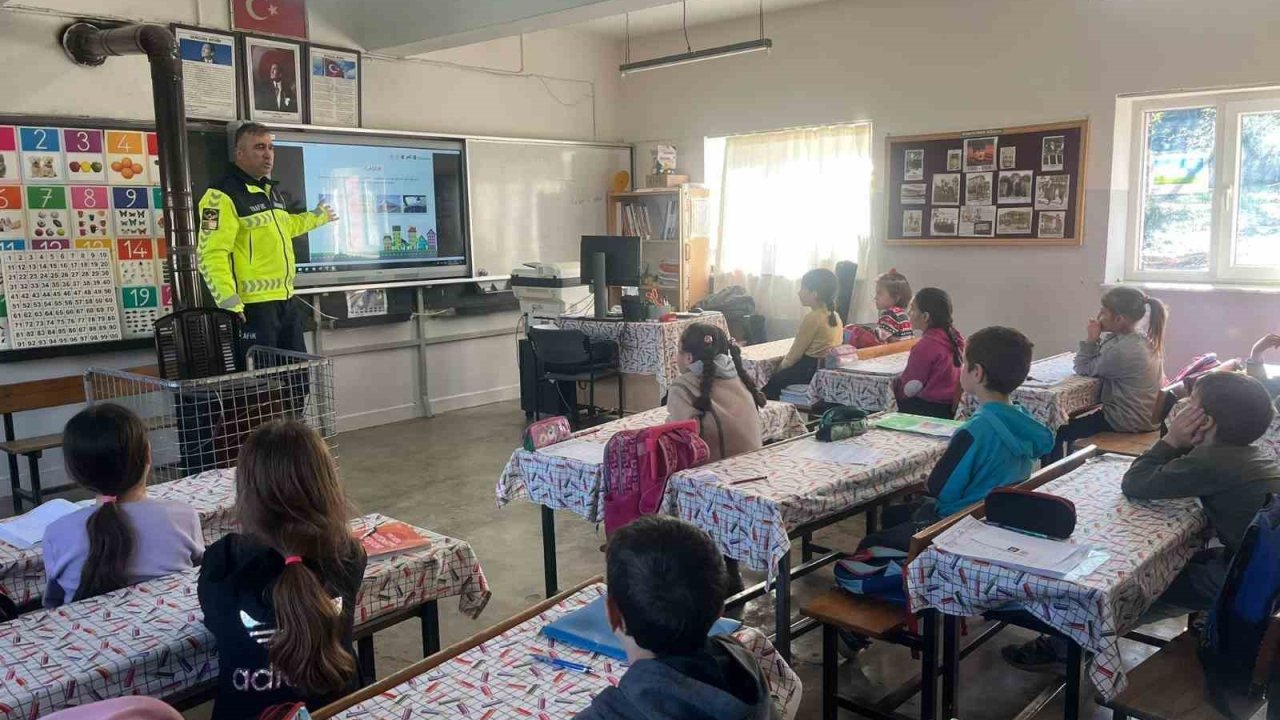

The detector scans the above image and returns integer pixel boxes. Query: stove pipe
[60,22,200,312]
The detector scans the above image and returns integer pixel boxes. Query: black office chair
[527,328,624,427]
[836,261,858,324]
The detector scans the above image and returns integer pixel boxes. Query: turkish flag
[231,0,308,41]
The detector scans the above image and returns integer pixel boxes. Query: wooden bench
[0,365,157,512]
[801,445,1099,720]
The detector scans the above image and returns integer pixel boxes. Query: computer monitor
[579,236,641,286]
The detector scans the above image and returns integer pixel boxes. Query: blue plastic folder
[541,596,743,660]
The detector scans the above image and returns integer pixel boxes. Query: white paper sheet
[0,498,84,549]
[932,515,1091,578]
[1022,353,1079,388]
[537,438,608,465]
[788,439,883,465]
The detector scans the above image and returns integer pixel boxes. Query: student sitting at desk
[667,323,766,462]
[893,287,965,419]
[1247,332,1280,399]
[43,404,203,607]
[763,268,843,400]
[575,516,780,720]
[199,421,367,720]
[845,269,913,348]
[1004,372,1280,672]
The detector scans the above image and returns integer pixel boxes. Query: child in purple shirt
[41,404,203,608]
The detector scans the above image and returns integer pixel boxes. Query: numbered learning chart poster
[146,133,160,181]
[0,127,19,185]
[121,283,161,338]
[0,186,24,242]
[25,185,70,249]
[151,186,166,238]
[105,131,149,185]
[112,186,150,238]
[19,126,64,183]
[116,237,156,286]
[0,249,122,349]
[62,128,107,183]
[71,186,111,242]
[0,292,9,350]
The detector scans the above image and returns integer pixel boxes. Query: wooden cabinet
[606,184,710,312]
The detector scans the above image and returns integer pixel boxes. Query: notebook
[873,413,964,438]
[0,498,86,549]
[353,520,432,557]
[541,595,742,660]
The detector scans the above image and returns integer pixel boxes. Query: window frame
[1125,88,1280,285]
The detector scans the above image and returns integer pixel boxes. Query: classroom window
[1127,89,1280,283]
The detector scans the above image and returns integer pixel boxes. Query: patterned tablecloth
[331,583,803,720]
[664,428,949,576]
[906,454,1207,700]
[740,339,794,389]
[959,353,1101,433]
[496,402,808,523]
[806,352,910,411]
[557,312,729,393]
[0,468,236,606]
[1259,414,1280,461]
[0,513,490,718]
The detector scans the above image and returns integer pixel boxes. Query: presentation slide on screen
[273,141,462,268]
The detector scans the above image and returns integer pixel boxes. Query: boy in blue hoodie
[861,326,1055,551]
[574,516,780,720]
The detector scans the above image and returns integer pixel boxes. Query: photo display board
[0,121,171,355]
[885,119,1088,246]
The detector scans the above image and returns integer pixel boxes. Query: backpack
[833,547,909,604]
[1171,352,1222,385]
[602,420,710,536]
[1201,494,1280,708]
[695,286,756,316]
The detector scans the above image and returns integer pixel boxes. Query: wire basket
[84,346,336,481]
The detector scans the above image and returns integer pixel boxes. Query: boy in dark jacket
[574,516,779,720]
[1004,371,1280,672]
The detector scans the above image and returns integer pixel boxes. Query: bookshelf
[606,184,711,312]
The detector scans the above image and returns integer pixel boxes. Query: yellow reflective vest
[196,168,329,313]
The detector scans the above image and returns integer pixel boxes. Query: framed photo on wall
[307,44,361,127]
[173,25,239,121]
[241,34,306,124]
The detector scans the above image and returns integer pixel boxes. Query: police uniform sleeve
[286,206,331,238]
[196,188,244,313]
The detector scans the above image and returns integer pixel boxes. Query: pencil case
[815,405,869,442]
[523,416,573,451]
[985,487,1076,540]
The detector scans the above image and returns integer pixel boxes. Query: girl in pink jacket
[894,287,965,419]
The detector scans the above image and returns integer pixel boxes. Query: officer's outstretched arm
[287,206,332,238]
[196,189,244,313]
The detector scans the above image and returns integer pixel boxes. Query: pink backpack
[602,420,710,537]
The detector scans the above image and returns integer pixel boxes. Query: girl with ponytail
[894,287,967,419]
[668,323,766,462]
[1046,286,1169,461]
[43,404,202,607]
[199,420,366,719]
[762,268,844,400]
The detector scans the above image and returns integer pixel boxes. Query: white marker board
[466,139,631,278]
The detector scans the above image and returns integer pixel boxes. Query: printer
[510,261,591,324]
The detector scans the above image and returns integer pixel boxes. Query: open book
[873,413,964,438]
[0,498,88,549]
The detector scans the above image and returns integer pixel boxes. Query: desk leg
[356,635,376,687]
[942,614,960,719]
[864,505,879,535]
[541,505,558,598]
[1065,641,1083,720]
[420,599,440,656]
[822,623,838,720]
[774,552,792,663]
[801,532,814,562]
[920,610,940,720]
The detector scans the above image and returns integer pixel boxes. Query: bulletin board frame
[884,119,1088,247]
[0,114,180,363]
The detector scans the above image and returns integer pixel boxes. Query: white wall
[619,0,1280,369]
[0,0,623,490]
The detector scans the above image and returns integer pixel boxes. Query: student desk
[806,351,910,411]
[958,352,1101,433]
[740,338,794,389]
[557,312,729,411]
[0,468,236,607]
[314,579,803,720]
[664,428,949,661]
[907,454,1207,718]
[0,513,490,718]
[496,402,807,596]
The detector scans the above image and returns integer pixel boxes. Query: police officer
[197,122,336,353]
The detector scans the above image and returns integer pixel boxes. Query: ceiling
[571,0,834,38]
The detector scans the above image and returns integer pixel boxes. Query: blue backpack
[1202,494,1280,704]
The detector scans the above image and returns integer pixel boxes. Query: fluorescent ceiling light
[619,38,773,75]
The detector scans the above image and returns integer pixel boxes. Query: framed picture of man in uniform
[241,34,306,124]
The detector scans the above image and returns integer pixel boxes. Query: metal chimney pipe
[60,22,201,312]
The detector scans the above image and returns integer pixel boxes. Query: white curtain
[714,123,873,334]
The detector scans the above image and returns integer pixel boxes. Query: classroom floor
[173,400,1180,719]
